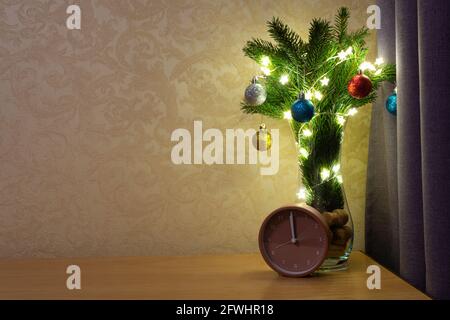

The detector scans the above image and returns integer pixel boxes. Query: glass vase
[293,114,354,272]
[319,193,354,272]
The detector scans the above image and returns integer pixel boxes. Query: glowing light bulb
[314,91,323,101]
[320,77,330,86]
[375,57,384,65]
[336,175,343,184]
[348,108,358,116]
[279,74,289,85]
[297,187,307,200]
[305,90,313,100]
[261,66,271,76]
[338,50,347,61]
[321,168,331,181]
[338,47,353,61]
[302,129,313,137]
[300,148,309,158]
[337,115,346,125]
[261,56,270,67]
[359,61,376,72]
[283,111,292,120]
[332,164,341,173]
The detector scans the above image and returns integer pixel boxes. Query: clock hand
[289,212,297,243]
[274,240,293,250]
[274,236,305,249]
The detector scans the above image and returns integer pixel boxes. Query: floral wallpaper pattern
[0,0,374,258]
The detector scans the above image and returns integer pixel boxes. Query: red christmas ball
[347,72,373,99]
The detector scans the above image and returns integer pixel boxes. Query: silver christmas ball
[244,83,267,106]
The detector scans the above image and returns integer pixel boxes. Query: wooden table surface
[0,251,429,300]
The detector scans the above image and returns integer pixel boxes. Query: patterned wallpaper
[0,0,375,258]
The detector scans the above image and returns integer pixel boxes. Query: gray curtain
[366,0,450,300]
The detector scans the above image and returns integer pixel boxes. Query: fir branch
[305,19,333,88]
[378,63,396,83]
[243,38,288,65]
[347,27,370,46]
[267,17,305,64]
[308,18,332,46]
[333,7,350,42]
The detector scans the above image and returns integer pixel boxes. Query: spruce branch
[243,38,288,65]
[267,17,305,65]
[333,7,350,42]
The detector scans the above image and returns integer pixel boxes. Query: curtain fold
[365,0,399,274]
[418,0,450,300]
[396,0,425,292]
[366,0,450,299]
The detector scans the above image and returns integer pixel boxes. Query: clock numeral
[282,260,286,264]
[307,259,311,265]
[316,250,320,256]
[271,250,275,256]
[294,264,298,269]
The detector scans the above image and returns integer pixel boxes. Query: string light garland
[337,46,353,61]
[297,187,307,200]
[279,74,289,85]
[314,91,323,101]
[375,57,384,66]
[320,168,331,181]
[299,148,309,158]
[359,61,376,72]
[347,108,358,116]
[336,115,346,125]
[247,50,382,189]
[261,56,271,67]
[283,111,293,120]
[261,67,271,76]
[332,164,341,173]
[320,77,330,86]
[302,129,313,137]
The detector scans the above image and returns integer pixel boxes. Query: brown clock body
[258,204,331,277]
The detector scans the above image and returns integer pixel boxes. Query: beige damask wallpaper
[0,0,374,258]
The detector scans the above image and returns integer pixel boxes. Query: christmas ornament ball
[386,92,397,115]
[244,82,267,106]
[348,72,373,99]
[252,123,272,151]
[291,97,315,123]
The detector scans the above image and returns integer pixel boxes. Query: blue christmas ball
[291,98,315,123]
[385,92,397,116]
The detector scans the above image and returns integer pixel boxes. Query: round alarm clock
[258,204,331,277]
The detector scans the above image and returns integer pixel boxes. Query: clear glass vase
[293,114,354,272]
[319,194,354,272]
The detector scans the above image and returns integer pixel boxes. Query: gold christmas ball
[253,123,272,151]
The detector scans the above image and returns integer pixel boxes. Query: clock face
[259,205,330,277]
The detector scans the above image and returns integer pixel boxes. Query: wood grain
[0,251,429,300]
